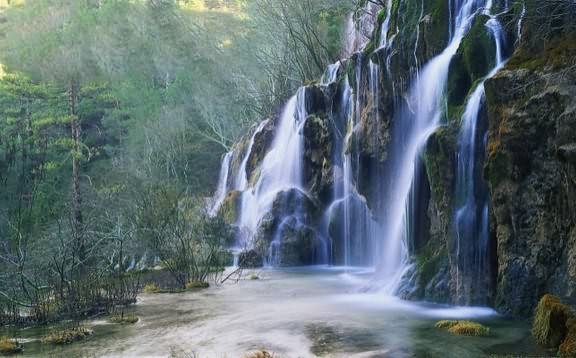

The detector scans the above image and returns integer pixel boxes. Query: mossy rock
[109,313,139,324]
[41,327,92,345]
[436,320,490,336]
[435,320,459,329]
[220,190,242,225]
[559,318,576,358]
[244,351,275,358]
[532,294,575,348]
[185,281,209,289]
[0,337,23,355]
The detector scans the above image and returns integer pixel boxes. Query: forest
[0,0,575,357]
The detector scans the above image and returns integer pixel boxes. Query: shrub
[41,327,92,345]
[0,337,22,355]
[249,273,260,280]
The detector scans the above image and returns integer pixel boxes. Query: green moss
[447,14,495,108]
[532,294,574,348]
[415,244,447,289]
[507,35,576,71]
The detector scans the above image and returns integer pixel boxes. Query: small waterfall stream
[377,0,488,292]
[454,5,507,304]
[209,151,232,216]
[237,90,308,249]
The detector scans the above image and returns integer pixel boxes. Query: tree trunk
[69,79,84,268]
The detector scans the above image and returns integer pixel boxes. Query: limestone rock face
[484,42,576,315]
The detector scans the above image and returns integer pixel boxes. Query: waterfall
[454,7,507,304]
[237,89,308,248]
[321,62,341,86]
[377,0,393,49]
[235,120,269,191]
[378,0,487,293]
[209,151,232,216]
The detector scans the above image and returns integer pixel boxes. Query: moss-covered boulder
[435,320,490,336]
[532,294,575,348]
[559,318,576,358]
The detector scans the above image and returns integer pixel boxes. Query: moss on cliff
[447,14,495,109]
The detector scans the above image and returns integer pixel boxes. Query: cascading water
[377,0,393,49]
[235,120,269,191]
[378,0,489,293]
[454,6,507,304]
[209,151,232,216]
[321,62,341,86]
[237,89,308,251]
[209,1,517,306]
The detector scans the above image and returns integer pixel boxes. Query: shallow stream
[5,267,550,357]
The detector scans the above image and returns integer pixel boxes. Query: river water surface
[9,267,547,357]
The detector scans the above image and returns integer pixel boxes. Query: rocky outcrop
[256,188,323,266]
[484,36,576,315]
